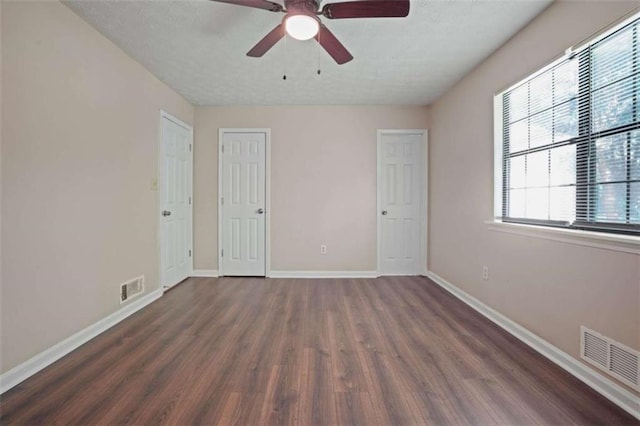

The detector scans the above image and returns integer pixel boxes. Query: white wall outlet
[320,244,327,255]
[482,266,489,281]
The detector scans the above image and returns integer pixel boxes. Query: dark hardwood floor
[0,276,636,425]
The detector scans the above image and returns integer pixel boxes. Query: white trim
[218,129,223,274]
[159,110,194,289]
[269,271,378,279]
[376,129,428,277]
[486,220,640,255]
[191,269,219,277]
[0,288,163,395]
[422,130,429,275]
[218,128,271,277]
[160,110,192,134]
[265,130,271,278]
[424,271,640,421]
[493,96,503,219]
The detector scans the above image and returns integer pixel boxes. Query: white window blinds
[500,14,640,234]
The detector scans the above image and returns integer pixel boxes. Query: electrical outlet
[320,244,327,255]
[482,266,489,281]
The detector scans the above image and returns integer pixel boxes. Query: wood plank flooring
[0,276,636,425]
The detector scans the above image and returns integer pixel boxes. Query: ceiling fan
[210,0,410,64]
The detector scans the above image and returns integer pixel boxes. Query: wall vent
[120,275,144,303]
[580,326,640,391]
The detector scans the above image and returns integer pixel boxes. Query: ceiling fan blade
[315,24,353,65]
[209,0,283,13]
[247,24,285,57]
[322,0,409,19]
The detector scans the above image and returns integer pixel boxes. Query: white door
[160,114,192,289]
[220,131,267,276]
[378,131,425,275]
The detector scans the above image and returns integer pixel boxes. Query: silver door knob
[162,210,171,216]
[257,208,264,214]
[381,210,388,215]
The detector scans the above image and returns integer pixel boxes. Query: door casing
[158,110,193,289]
[218,128,271,277]
[377,129,428,276]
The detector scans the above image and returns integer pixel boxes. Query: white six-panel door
[378,131,425,276]
[220,131,267,276]
[160,113,192,288]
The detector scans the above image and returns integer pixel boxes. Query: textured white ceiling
[63,0,552,106]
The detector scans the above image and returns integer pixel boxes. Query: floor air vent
[581,326,640,391]
[120,276,144,303]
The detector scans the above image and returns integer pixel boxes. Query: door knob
[162,210,172,216]
[381,210,388,215]
[257,208,264,214]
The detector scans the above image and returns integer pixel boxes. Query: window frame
[493,10,640,238]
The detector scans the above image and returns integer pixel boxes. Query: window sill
[486,220,640,254]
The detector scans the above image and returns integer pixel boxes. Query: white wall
[428,0,639,395]
[0,1,194,373]
[194,106,429,272]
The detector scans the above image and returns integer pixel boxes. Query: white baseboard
[191,269,219,277]
[0,287,163,395]
[269,270,378,279]
[424,271,640,421]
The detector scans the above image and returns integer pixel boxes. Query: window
[496,12,640,235]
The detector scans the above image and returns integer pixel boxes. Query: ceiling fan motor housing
[284,0,321,15]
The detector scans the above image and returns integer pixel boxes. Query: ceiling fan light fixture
[284,14,319,41]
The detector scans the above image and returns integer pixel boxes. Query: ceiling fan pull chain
[317,30,321,75]
[283,34,288,80]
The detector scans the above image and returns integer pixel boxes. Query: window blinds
[501,16,639,234]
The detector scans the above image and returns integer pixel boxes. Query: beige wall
[2,0,636,401]
[429,0,640,394]
[0,1,193,373]
[194,106,429,272]
[0,0,3,334]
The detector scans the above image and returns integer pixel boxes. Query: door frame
[217,128,271,277]
[158,110,194,289]
[376,129,428,276]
